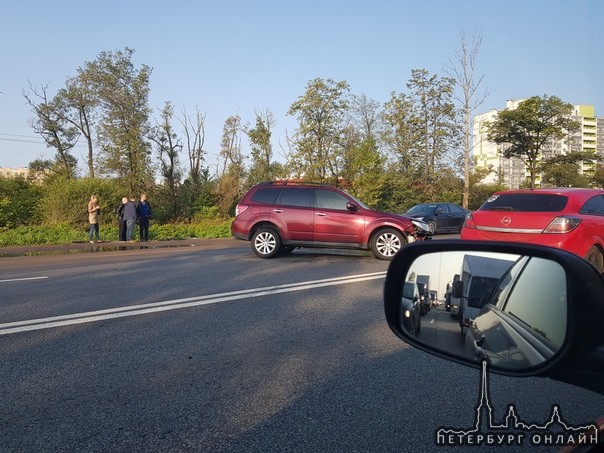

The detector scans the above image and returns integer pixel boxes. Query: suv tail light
[235,204,248,217]
[543,216,581,233]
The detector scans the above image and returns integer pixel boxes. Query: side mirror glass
[396,250,567,371]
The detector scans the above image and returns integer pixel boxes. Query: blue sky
[1,0,602,171]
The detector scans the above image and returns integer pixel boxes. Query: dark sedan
[404,203,469,234]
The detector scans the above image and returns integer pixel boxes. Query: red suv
[461,187,604,272]
[231,181,432,259]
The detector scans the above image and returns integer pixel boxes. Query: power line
[0,137,42,145]
[0,133,87,148]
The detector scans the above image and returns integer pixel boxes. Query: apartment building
[472,100,601,189]
[0,166,29,178]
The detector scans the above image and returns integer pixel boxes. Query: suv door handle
[273,209,283,213]
[316,212,326,216]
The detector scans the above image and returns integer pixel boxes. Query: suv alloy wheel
[251,227,282,258]
[371,228,405,260]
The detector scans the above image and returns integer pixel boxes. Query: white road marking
[0,276,48,283]
[0,272,386,336]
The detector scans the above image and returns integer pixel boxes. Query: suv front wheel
[251,227,282,258]
[371,228,405,260]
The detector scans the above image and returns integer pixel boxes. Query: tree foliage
[23,84,79,179]
[245,110,284,186]
[79,48,154,194]
[216,115,245,217]
[486,95,581,189]
[0,177,43,229]
[287,78,351,183]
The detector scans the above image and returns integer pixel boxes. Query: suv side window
[579,195,604,216]
[276,188,312,208]
[251,188,280,205]
[315,189,350,210]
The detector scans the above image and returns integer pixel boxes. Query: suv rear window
[480,194,568,212]
[251,188,280,205]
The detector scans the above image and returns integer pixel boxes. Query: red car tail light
[463,213,476,229]
[543,216,581,234]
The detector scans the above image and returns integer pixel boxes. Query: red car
[461,188,604,272]
[231,181,432,259]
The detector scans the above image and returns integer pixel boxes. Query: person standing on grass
[123,196,138,242]
[87,194,101,243]
[137,193,152,242]
[114,197,128,242]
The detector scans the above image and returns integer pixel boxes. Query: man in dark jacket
[137,193,152,242]
[123,196,138,242]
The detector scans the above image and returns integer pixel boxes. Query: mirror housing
[384,240,604,396]
[346,202,358,212]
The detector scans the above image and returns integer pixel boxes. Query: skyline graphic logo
[435,361,600,447]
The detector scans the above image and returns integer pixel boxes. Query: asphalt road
[1,238,603,452]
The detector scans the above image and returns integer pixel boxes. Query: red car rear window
[480,194,568,212]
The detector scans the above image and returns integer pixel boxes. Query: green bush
[0,219,233,247]
[0,177,43,229]
[41,177,126,229]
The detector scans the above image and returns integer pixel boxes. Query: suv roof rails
[262,180,333,187]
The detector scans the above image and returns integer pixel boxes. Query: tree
[341,95,387,205]
[406,69,461,200]
[216,115,245,216]
[23,83,79,179]
[150,102,183,219]
[444,28,489,209]
[382,91,422,173]
[80,48,153,194]
[57,75,98,177]
[486,95,580,189]
[245,109,283,185]
[541,151,595,187]
[179,106,207,186]
[287,78,351,182]
[593,164,604,189]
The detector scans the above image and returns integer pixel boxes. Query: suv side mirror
[346,202,358,212]
[383,240,604,396]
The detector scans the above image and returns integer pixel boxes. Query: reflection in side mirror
[398,250,567,371]
[452,280,463,298]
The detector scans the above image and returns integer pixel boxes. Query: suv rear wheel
[371,228,405,260]
[251,228,282,258]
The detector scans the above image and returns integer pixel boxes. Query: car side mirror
[383,240,604,396]
[346,202,358,212]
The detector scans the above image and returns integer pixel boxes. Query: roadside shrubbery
[0,176,233,247]
[0,219,232,246]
